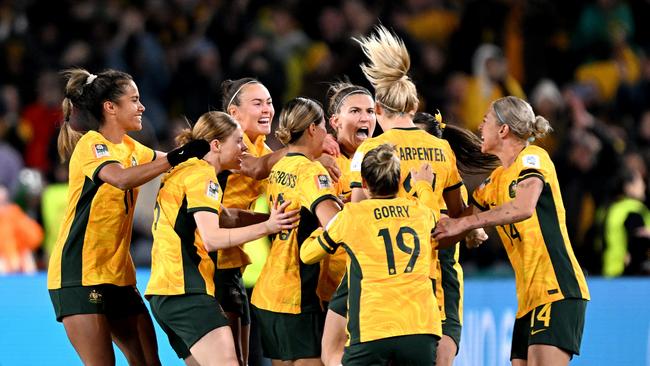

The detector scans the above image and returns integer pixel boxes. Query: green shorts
[148,294,230,359]
[49,284,147,322]
[252,305,325,361]
[511,298,587,360]
[342,334,439,366]
[214,268,251,326]
[328,272,348,317]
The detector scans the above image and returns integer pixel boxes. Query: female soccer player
[301,143,442,365]
[319,81,376,365]
[434,96,590,366]
[48,68,209,365]
[145,111,299,366]
[218,78,341,364]
[251,97,342,365]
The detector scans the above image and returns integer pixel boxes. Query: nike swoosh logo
[531,329,547,335]
[179,151,184,155]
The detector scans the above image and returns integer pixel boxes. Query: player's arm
[300,228,341,264]
[194,201,299,251]
[98,141,208,190]
[219,207,269,228]
[238,147,289,180]
[434,177,543,240]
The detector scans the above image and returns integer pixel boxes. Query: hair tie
[226,80,258,111]
[527,136,536,143]
[434,109,445,130]
[85,74,97,85]
[493,103,506,125]
[333,90,371,115]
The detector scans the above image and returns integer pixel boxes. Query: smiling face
[229,83,274,141]
[218,126,247,171]
[330,93,376,156]
[113,80,145,132]
[479,105,502,154]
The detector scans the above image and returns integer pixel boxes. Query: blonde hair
[57,68,133,162]
[354,26,418,116]
[275,97,324,145]
[361,143,401,197]
[176,111,238,146]
[493,96,553,142]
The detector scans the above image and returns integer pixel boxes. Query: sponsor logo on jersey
[522,154,541,169]
[93,144,110,158]
[206,180,220,200]
[316,174,331,189]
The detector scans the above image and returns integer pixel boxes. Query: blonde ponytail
[354,26,418,115]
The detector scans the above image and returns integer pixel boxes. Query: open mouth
[356,127,369,139]
[258,118,270,125]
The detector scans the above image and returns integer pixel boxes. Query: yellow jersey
[472,145,590,317]
[48,131,155,289]
[251,153,338,314]
[216,134,272,269]
[307,197,442,344]
[146,158,223,296]
[350,128,463,209]
[352,128,463,281]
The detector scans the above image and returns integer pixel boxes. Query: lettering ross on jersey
[269,170,298,188]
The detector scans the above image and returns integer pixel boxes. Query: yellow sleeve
[412,180,439,211]
[299,211,346,264]
[516,152,547,184]
[78,134,120,182]
[185,167,222,214]
[471,176,493,211]
[131,136,156,163]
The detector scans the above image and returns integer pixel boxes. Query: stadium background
[0,0,649,364]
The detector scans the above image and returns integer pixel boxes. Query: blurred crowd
[1,0,649,276]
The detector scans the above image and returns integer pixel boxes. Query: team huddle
[46,26,589,366]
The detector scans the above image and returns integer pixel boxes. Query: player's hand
[322,134,340,156]
[433,217,464,240]
[465,228,488,249]
[410,163,434,185]
[265,200,300,233]
[317,154,341,183]
[167,139,210,167]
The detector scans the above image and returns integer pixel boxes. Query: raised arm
[98,140,209,190]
